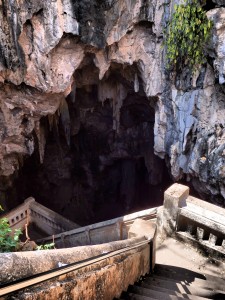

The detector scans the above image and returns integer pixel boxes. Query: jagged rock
[212,0,225,7]
[207,8,225,84]
[0,0,225,213]
[0,0,163,180]
[0,83,63,177]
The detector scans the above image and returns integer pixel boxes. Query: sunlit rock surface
[0,0,225,213]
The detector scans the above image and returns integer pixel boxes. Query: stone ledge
[0,237,145,284]
[0,237,151,300]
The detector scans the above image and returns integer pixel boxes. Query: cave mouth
[202,0,216,11]
[5,59,173,226]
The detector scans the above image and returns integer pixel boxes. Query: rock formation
[0,0,225,222]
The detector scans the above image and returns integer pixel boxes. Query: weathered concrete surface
[156,237,225,280]
[157,184,225,261]
[128,218,156,240]
[0,237,144,284]
[128,218,157,271]
[3,197,78,236]
[157,183,190,238]
[0,237,150,300]
[37,207,157,248]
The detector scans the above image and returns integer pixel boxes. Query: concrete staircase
[118,264,225,300]
[1,184,225,300]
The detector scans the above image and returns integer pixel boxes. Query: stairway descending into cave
[117,264,225,300]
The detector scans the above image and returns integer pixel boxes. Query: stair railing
[159,183,225,259]
[0,232,156,299]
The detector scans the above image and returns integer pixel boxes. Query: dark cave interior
[203,0,216,11]
[4,60,173,226]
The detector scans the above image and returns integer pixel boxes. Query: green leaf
[36,243,55,251]
[0,208,22,252]
[164,0,212,73]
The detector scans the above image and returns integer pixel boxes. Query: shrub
[36,243,55,250]
[164,0,213,72]
[0,205,22,252]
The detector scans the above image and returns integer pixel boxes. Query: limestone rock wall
[0,0,225,207]
[158,1,225,203]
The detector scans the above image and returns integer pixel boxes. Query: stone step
[145,274,225,293]
[141,277,225,299]
[139,282,211,300]
[152,271,203,283]
[119,263,225,299]
[154,264,206,281]
[153,264,225,289]
[148,274,200,284]
[128,285,191,300]
[122,293,158,300]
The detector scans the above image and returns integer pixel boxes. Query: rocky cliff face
[160,1,225,204]
[0,0,225,220]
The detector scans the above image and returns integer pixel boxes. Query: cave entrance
[8,59,172,226]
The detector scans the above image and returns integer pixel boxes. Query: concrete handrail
[37,207,157,247]
[1,198,35,231]
[29,201,79,235]
[0,220,157,300]
[2,198,79,236]
[159,183,225,258]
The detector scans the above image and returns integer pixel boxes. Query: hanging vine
[164,0,213,72]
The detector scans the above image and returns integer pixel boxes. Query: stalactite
[48,113,60,132]
[59,98,71,146]
[67,83,76,104]
[98,81,127,132]
[98,81,114,105]
[134,73,139,93]
[34,121,46,164]
[113,83,127,132]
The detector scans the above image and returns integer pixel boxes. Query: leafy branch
[0,205,56,252]
[164,0,213,72]
[36,242,55,250]
[0,205,22,252]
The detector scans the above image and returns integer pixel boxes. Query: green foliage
[36,243,55,250]
[0,205,22,252]
[164,0,213,72]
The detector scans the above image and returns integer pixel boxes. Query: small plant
[0,205,22,252]
[36,234,55,250]
[36,243,55,250]
[164,0,213,72]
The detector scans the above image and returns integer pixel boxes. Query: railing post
[149,240,153,273]
[116,221,123,240]
[159,183,189,238]
[128,218,157,274]
[149,223,157,273]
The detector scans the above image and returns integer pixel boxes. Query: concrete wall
[3,198,79,237]
[0,238,153,299]
[0,208,157,299]
[158,183,225,259]
[37,207,157,247]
